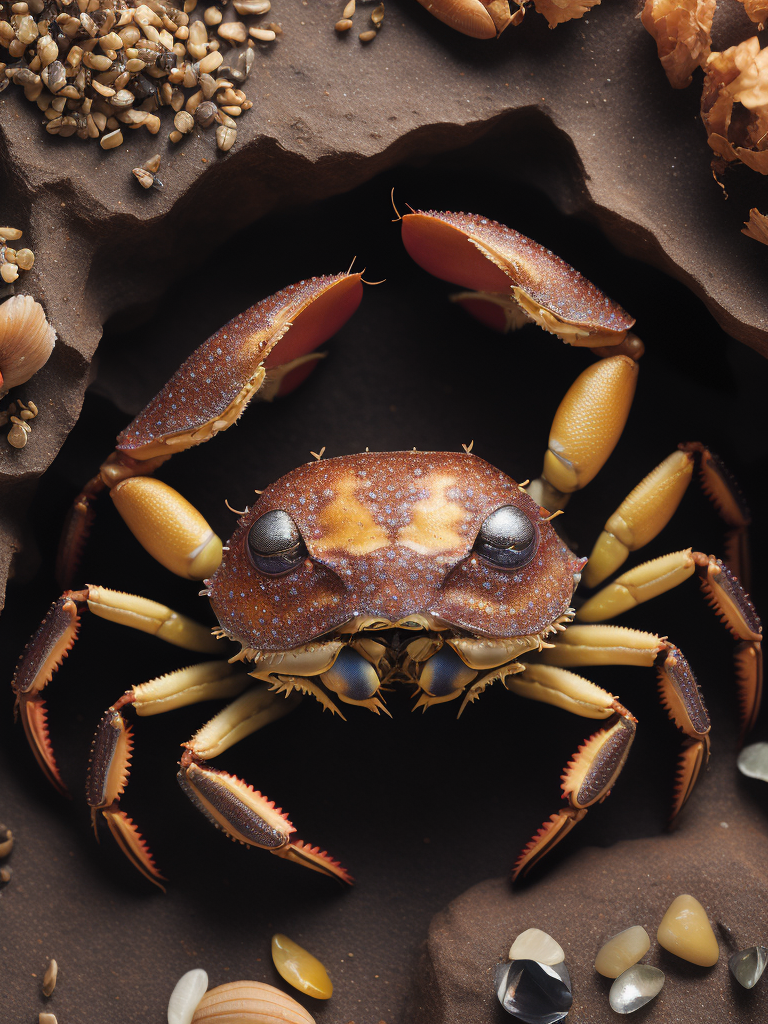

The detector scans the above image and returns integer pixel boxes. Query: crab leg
[576,551,762,739]
[511,645,711,878]
[178,685,352,884]
[508,664,637,879]
[56,273,364,587]
[85,661,253,888]
[12,586,221,794]
[524,355,639,514]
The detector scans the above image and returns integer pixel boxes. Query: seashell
[190,981,315,1024]
[0,295,56,392]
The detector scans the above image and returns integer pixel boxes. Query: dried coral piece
[533,0,601,29]
[742,208,768,245]
[701,37,768,174]
[736,0,768,28]
[0,295,56,394]
[641,0,715,89]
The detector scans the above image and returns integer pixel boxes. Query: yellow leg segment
[110,476,222,580]
[86,585,221,653]
[577,549,696,622]
[584,449,694,587]
[526,355,639,513]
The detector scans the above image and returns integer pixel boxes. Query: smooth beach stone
[509,928,565,966]
[271,933,333,999]
[168,969,209,1024]
[657,894,719,966]
[609,965,665,1014]
[737,743,768,782]
[595,926,651,978]
[729,946,768,989]
[494,959,572,1024]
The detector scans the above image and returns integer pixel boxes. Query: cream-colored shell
[0,295,56,390]
[190,980,315,1024]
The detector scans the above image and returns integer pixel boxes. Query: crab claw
[401,210,635,349]
[177,754,352,883]
[12,591,87,795]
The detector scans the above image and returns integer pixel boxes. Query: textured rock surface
[1,0,766,609]
[409,749,768,1023]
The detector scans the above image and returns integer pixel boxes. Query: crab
[11,209,762,890]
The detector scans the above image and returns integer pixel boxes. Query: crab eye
[474,505,538,570]
[247,510,307,575]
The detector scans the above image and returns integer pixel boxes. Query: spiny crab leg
[680,442,752,588]
[178,685,352,884]
[86,662,253,888]
[400,209,638,353]
[12,586,221,794]
[56,273,364,588]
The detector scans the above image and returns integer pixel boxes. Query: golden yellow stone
[594,926,650,978]
[657,894,719,967]
[271,933,333,999]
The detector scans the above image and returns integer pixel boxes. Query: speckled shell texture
[405,211,635,335]
[209,451,581,651]
[117,274,359,453]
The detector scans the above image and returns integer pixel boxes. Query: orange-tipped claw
[17,694,68,796]
[102,808,166,890]
[275,839,354,885]
[512,808,586,881]
[670,736,710,823]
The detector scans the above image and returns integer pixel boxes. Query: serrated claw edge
[275,839,354,885]
[512,808,586,882]
[17,695,69,796]
[669,736,709,824]
[102,808,166,890]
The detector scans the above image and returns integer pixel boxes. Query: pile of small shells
[334,0,384,43]
[0,0,280,154]
[0,226,35,286]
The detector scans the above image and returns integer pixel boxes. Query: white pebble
[168,969,208,1024]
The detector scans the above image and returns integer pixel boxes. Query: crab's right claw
[12,591,88,796]
[177,756,353,884]
[101,809,166,890]
[512,808,587,881]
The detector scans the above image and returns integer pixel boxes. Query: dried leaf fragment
[701,37,768,174]
[533,0,601,29]
[742,208,768,245]
[640,0,715,89]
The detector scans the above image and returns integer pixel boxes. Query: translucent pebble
[657,894,719,966]
[494,959,572,1024]
[168,968,209,1024]
[729,946,768,989]
[609,964,665,1013]
[508,928,565,966]
[737,742,768,782]
[594,926,650,978]
[271,933,333,999]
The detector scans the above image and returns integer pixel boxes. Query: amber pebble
[595,926,650,978]
[271,933,333,999]
[657,894,719,967]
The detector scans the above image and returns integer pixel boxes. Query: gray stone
[729,948,768,990]
[495,959,572,1023]
[609,965,665,1014]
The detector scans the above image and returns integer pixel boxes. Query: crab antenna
[224,498,248,515]
[390,187,402,222]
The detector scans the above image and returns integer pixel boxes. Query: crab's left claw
[273,840,354,885]
[11,591,88,796]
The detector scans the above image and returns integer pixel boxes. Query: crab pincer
[57,272,364,587]
[401,209,639,355]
